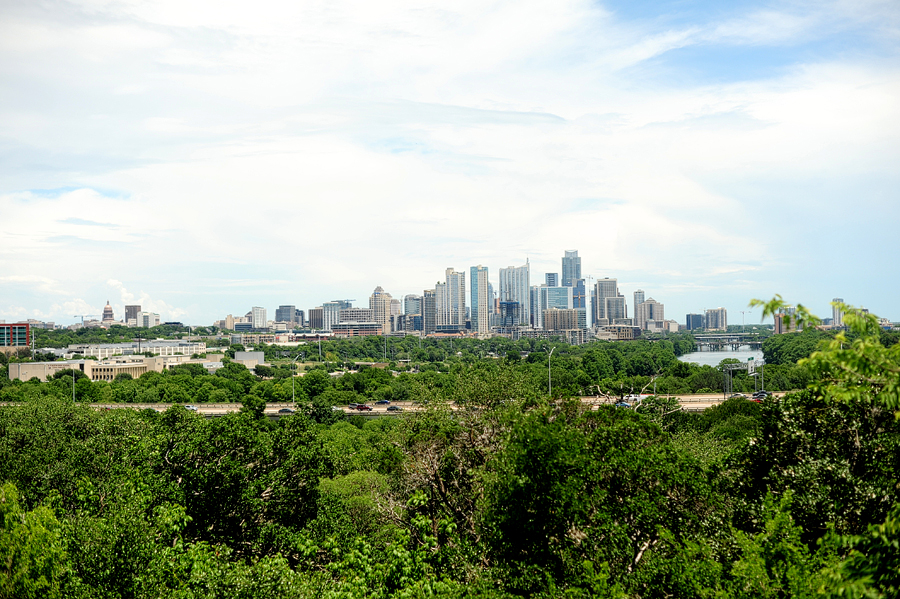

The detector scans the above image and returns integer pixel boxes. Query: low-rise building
[332,322,383,337]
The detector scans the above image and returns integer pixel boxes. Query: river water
[677,346,763,367]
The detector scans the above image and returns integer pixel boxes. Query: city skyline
[1,1,897,325]
[2,251,874,329]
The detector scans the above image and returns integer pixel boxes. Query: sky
[1,0,898,326]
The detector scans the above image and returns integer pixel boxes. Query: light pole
[548,347,556,397]
[290,353,303,408]
[72,364,76,402]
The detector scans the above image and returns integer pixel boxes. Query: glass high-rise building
[686,313,703,330]
[423,289,436,334]
[561,250,582,287]
[499,261,531,326]
[404,294,422,316]
[276,305,296,324]
[573,279,587,328]
[634,290,645,308]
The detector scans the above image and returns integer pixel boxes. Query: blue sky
[0,0,898,326]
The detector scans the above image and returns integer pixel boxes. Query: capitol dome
[102,301,115,323]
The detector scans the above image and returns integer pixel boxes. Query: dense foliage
[2,303,899,597]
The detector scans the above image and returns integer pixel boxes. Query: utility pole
[548,347,556,396]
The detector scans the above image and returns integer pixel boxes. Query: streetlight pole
[290,353,303,408]
[548,347,556,397]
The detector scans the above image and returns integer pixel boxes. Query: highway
[78,393,783,417]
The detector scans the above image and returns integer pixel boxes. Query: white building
[499,261,531,326]
[369,286,393,334]
[635,298,664,330]
[251,307,267,329]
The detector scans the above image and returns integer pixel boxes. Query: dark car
[387,405,403,412]
[615,402,631,409]
[375,399,391,405]
[278,408,294,414]
[752,391,770,399]
[356,404,373,411]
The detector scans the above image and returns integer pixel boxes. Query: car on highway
[375,399,390,405]
[183,405,198,411]
[387,406,403,412]
[278,408,294,414]
[348,403,358,409]
[356,404,373,411]
[728,393,747,399]
[752,391,771,399]
[615,402,631,409]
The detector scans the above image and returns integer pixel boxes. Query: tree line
[2,307,899,597]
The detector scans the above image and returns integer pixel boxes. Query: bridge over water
[692,333,763,351]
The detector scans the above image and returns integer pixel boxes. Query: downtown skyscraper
[470,265,490,334]
[499,261,531,326]
[561,250,582,287]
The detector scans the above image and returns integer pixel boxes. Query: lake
[678,347,763,367]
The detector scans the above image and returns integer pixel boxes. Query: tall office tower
[390,298,401,318]
[592,278,619,325]
[488,283,496,312]
[404,294,422,316]
[125,305,141,326]
[561,250,582,287]
[705,307,728,331]
[832,298,844,327]
[605,296,627,322]
[434,282,447,326]
[276,305,297,324]
[542,285,573,310]
[369,286,393,334]
[294,309,305,328]
[635,298,664,329]
[445,268,466,327]
[423,289,436,334]
[545,273,559,287]
[322,301,342,331]
[470,265,490,334]
[686,314,703,330]
[573,279,587,328]
[530,286,542,328]
[499,261,531,326]
[251,307,267,329]
[535,285,573,329]
[308,307,324,329]
[634,290,645,309]
[225,314,235,330]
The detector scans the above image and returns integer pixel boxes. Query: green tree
[0,482,66,599]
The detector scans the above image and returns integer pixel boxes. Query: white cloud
[0,0,898,322]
